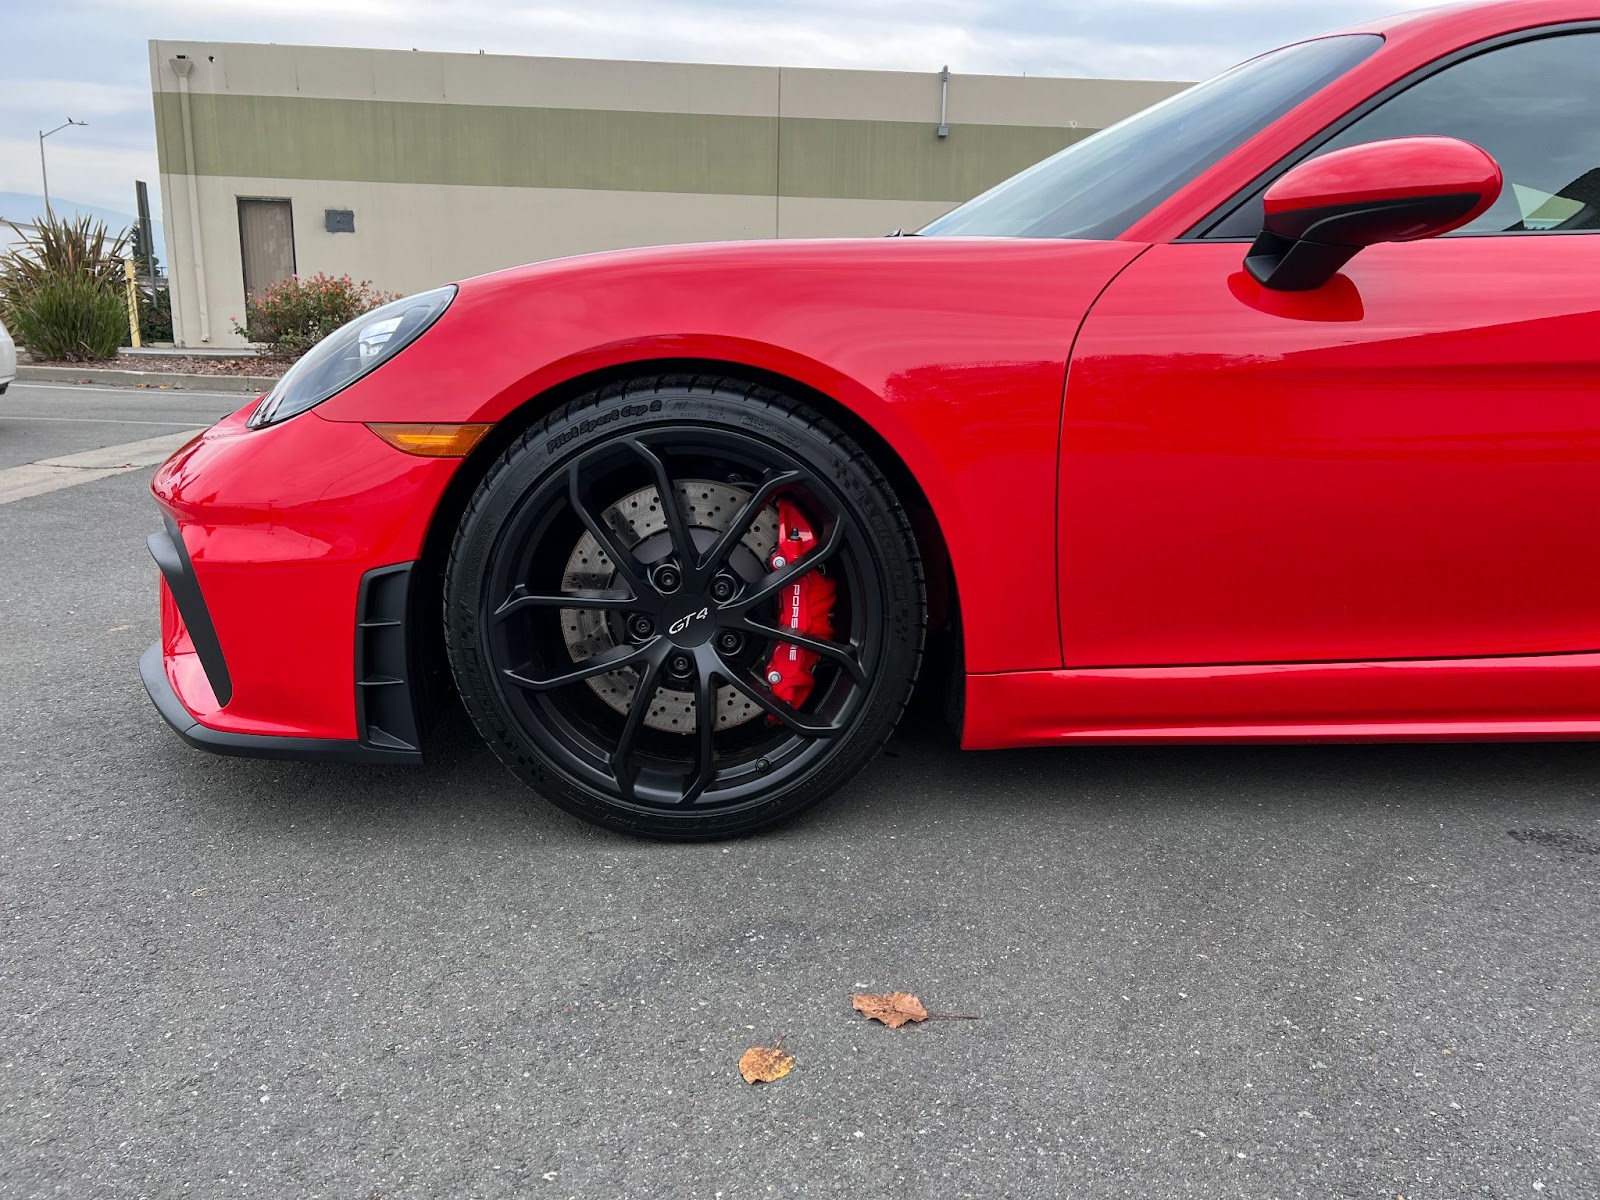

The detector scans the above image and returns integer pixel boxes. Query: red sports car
[145,0,1600,838]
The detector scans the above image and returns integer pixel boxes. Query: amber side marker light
[366,423,493,457]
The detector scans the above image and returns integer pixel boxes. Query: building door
[237,198,295,300]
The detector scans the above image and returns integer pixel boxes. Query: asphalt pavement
[0,382,239,469]
[1,382,1596,1199]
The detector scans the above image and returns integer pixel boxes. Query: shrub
[233,272,397,358]
[0,213,128,298]
[0,214,132,362]
[7,271,129,360]
[134,286,174,344]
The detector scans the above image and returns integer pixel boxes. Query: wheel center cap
[663,599,715,647]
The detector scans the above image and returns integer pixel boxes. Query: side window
[1210,30,1600,237]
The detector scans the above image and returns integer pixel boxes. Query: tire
[445,375,925,839]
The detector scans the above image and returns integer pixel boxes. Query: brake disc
[560,480,779,733]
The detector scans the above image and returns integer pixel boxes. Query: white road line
[0,465,131,503]
[2,415,215,427]
[0,429,204,506]
[10,382,254,398]
[40,430,205,469]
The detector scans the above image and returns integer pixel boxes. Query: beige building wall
[151,41,1189,347]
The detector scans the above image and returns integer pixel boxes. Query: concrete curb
[16,364,276,394]
[117,346,259,362]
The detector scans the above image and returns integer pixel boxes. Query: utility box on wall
[324,208,356,234]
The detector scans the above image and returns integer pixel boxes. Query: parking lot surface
[0,382,236,469]
[2,383,1596,1198]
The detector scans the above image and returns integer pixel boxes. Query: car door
[1059,27,1600,668]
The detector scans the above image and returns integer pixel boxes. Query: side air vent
[355,564,422,755]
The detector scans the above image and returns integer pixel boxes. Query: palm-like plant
[0,213,131,361]
[1,212,128,294]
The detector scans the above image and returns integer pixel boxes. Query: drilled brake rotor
[560,480,779,733]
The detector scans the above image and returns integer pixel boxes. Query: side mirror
[1245,136,1503,291]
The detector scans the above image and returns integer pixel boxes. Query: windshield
[919,34,1382,241]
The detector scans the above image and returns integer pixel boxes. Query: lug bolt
[710,574,737,602]
[628,614,655,641]
[653,564,682,593]
[717,630,743,655]
[766,670,783,685]
[669,653,694,676]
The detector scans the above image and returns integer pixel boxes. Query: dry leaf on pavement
[738,1042,795,1083]
[851,991,930,1028]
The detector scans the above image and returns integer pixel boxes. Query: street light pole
[38,118,88,219]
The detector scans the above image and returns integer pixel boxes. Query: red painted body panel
[151,408,456,738]
[1060,236,1600,667]
[317,237,1146,673]
[964,652,1600,749]
[147,0,1600,757]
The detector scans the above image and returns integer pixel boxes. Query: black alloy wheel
[445,377,925,839]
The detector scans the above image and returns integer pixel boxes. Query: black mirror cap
[1247,192,1484,291]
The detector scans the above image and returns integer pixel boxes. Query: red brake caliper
[760,498,837,711]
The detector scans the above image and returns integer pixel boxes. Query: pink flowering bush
[233,272,397,358]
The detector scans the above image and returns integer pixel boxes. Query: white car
[0,316,15,393]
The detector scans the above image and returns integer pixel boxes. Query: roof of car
[1334,0,1598,41]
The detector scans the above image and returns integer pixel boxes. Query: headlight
[247,285,456,428]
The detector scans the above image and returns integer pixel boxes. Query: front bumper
[143,404,459,763]
[141,642,417,763]
[143,513,422,764]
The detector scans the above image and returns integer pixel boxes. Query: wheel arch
[410,357,961,717]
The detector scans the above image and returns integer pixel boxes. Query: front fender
[317,237,1146,671]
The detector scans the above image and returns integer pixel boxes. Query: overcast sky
[2,0,1406,220]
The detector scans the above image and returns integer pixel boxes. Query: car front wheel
[445,377,925,839]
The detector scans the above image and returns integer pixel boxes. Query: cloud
[8,80,152,120]
[3,0,1398,217]
[0,135,159,216]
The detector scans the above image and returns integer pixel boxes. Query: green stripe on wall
[154,92,1095,204]
[777,117,1089,201]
